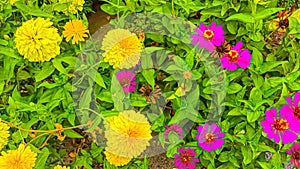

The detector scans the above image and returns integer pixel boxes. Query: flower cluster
[104,110,152,166]
[59,0,85,14]
[173,123,225,169]
[15,17,88,62]
[261,92,300,168]
[261,92,300,144]
[190,22,252,71]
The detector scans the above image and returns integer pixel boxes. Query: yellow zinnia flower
[59,0,85,14]
[101,29,143,69]
[54,165,70,169]
[0,122,10,151]
[15,17,61,62]
[104,110,152,160]
[0,144,37,169]
[63,20,89,44]
[104,150,132,167]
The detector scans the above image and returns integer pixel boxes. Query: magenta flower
[174,147,199,169]
[195,123,225,152]
[164,124,184,141]
[116,70,136,94]
[287,143,300,168]
[190,22,225,52]
[260,108,299,144]
[220,42,251,71]
[282,92,300,124]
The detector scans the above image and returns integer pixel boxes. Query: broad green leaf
[64,130,84,138]
[35,63,55,82]
[241,146,252,165]
[226,13,255,23]
[254,8,285,20]
[142,69,155,89]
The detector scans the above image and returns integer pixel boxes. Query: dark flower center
[279,19,289,29]
[120,78,131,88]
[272,119,289,131]
[293,107,300,120]
[203,30,214,39]
[228,50,239,63]
[293,151,300,160]
[180,152,191,163]
[205,133,215,143]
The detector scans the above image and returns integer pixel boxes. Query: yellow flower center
[180,153,191,163]
[203,29,214,39]
[205,133,215,143]
[228,50,239,63]
[273,119,289,131]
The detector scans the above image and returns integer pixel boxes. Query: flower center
[228,50,239,63]
[273,119,289,131]
[120,78,131,87]
[203,30,214,39]
[205,133,215,143]
[293,150,300,160]
[293,107,300,119]
[180,152,191,163]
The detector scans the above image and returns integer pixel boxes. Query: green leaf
[142,69,155,89]
[64,130,84,138]
[227,83,242,94]
[254,8,285,20]
[227,107,243,116]
[35,147,50,169]
[226,13,255,23]
[241,146,252,165]
[227,21,238,34]
[258,61,288,74]
[251,47,263,67]
[35,63,55,82]
[247,110,261,123]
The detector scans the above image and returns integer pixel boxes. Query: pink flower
[174,147,199,169]
[116,70,136,94]
[164,124,184,141]
[260,108,299,144]
[195,123,225,152]
[282,92,300,124]
[220,42,251,71]
[190,22,225,52]
[287,143,300,168]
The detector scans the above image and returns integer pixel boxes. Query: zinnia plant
[0,121,9,151]
[116,70,137,94]
[190,21,225,52]
[283,92,300,124]
[63,20,89,44]
[287,143,300,168]
[101,28,143,69]
[0,144,37,169]
[164,124,184,141]
[260,108,299,144]
[220,41,252,71]
[174,147,199,169]
[195,123,225,152]
[15,17,61,62]
[104,110,152,166]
